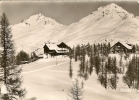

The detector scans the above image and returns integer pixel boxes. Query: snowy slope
[22,57,139,100]
[12,3,139,53]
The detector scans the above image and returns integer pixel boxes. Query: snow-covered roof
[119,42,132,49]
[46,44,61,50]
[111,42,132,49]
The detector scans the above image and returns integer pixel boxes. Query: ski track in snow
[22,61,69,74]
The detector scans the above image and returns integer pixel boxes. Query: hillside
[12,3,139,54]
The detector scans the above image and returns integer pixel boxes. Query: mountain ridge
[11,3,139,53]
[59,3,139,45]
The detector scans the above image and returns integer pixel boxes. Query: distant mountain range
[12,3,139,53]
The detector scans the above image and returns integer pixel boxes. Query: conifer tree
[89,47,93,75]
[75,46,78,62]
[98,61,108,89]
[68,79,83,100]
[123,56,139,89]
[16,50,29,65]
[123,59,134,88]
[72,46,75,59]
[119,53,123,67]
[76,45,81,59]
[104,62,108,89]
[103,43,106,54]
[69,55,73,79]
[0,13,26,100]
[86,43,90,56]
[80,45,85,73]
[104,42,111,56]
[100,43,103,54]
[113,57,118,89]
[107,57,112,73]
[81,80,84,89]
[136,44,139,53]
[94,56,101,75]
[132,45,136,53]
[136,56,139,89]
[94,44,96,55]
[84,60,89,81]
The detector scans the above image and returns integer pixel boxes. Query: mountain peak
[21,13,62,26]
[98,3,128,14]
[90,3,130,21]
[38,13,43,16]
[33,13,46,18]
[107,3,119,8]
[88,3,126,14]
[80,3,130,23]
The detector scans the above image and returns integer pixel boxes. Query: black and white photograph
[0,0,139,100]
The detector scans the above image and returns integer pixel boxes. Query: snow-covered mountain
[12,13,66,53]
[12,3,139,53]
[59,3,139,45]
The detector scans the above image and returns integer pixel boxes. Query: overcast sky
[0,1,139,25]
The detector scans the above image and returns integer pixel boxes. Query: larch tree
[68,79,83,100]
[0,13,26,100]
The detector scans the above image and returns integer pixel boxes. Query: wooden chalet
[57,42,71,54]
[43,42,71,57]
[110,42,133,54]
[43,44,59,57]
[57,42,69,48]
